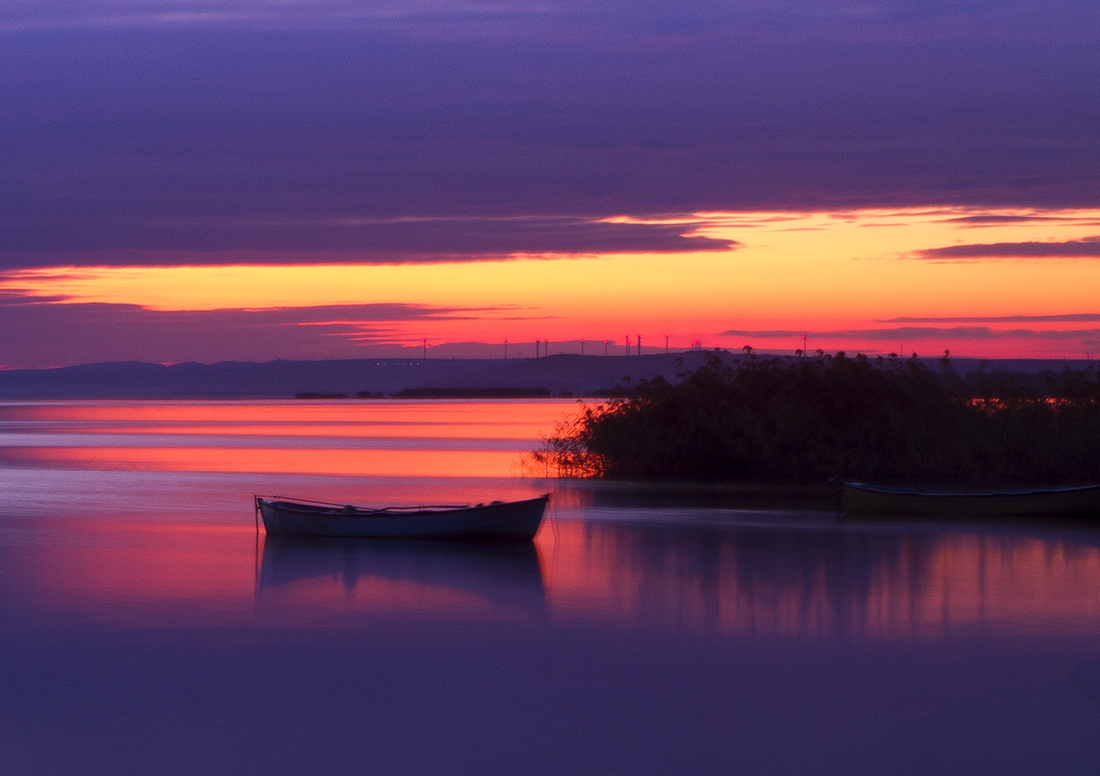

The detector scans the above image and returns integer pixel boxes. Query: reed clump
[532,353,1100,486]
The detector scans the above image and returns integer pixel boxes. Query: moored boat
[255,493,549,541]
[840,481,1100,521]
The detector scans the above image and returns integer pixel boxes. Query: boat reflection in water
[257,533,548,621]
[245,501,1100,640]
[5,479,1100,639]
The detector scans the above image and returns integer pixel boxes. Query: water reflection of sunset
[19,519,255,624]
[0,400,578,477]
[12,445,529,477]
[18,513,1100,639]
[256,537,548,624]
[0,400,572,441]
[542,521,1100,638]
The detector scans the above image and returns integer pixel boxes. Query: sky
[1,0,1098,367]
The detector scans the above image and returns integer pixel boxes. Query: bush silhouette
[533,354,1100,486]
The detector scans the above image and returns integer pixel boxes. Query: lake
[1,398,1099,774]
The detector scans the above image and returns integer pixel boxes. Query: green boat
[840,481,1100,521]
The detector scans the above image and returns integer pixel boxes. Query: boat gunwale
[842,481,1100,499]
[839,480,1100,522]
[254,493,550,520]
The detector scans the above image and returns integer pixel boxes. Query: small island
[533,352,1100,489]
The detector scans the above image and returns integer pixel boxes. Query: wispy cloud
[720,326,1100,342]
[0,300,511,367]
[939,214,1093,226]
[7,0,1098,39]
[0,216,736,269]
[0,0,563,32]
[912,238,1100,260]
[883,314,1100,324]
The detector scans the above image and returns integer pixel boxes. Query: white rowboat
[255,494,549,541]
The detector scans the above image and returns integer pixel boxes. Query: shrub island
[532,352,1100,488]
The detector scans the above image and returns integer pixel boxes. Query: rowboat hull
[841,481,1100,521]
[255,494,549,541]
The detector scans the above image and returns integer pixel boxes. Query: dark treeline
[533,353,1100,487]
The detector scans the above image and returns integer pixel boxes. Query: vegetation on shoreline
[532,353,1100,486]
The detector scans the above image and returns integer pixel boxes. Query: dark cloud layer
[885,314,1100,324]
[940,215,1092,226]
[914,238,1100,260]
[6,0,1099,40]
[721,326,1100,343]
[0,216,736,267]
[0,300,495,366]
[1,1,1098,269]
[2,2,1097,366]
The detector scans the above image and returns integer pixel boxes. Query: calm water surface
[1,399,1099,774]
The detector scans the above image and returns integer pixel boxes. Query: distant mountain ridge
[0,353,712,399]
[0,352,1092,400]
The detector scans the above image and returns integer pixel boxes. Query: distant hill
[0,352,1093,400]
[0,352,713,399]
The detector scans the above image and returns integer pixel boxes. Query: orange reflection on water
[25,422,549,440]
[14,445,530,477]
[0,400,575,440]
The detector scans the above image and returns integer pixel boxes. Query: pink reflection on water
[0,399,578,477]
[540,520,1100,638]
[15,518,257,626]
[13,511,1100,639]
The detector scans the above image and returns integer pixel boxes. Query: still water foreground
[1,400,1099,775]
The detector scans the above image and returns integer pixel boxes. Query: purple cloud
[0,301,505,367]
[720,326,1100,342]
[0,0,1096,272]
[6,0,1099,40]
[0,216,737,268]
[940,214,1093,226]
[913,238,1100,260]
[884,314,1100,324]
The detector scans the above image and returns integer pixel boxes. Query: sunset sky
[2,0,1098,367]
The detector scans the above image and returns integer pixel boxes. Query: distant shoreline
[0,352,1094,401]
